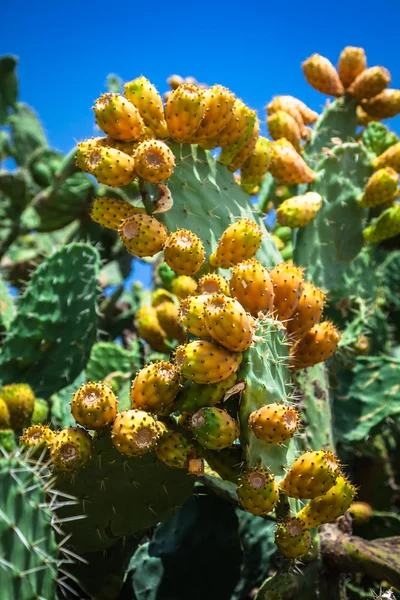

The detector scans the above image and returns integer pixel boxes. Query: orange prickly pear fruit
[249,402,300,444]
[171,275,198,299]
[163,229,205,276]
[219,109,257,166]
[297,476,356,528]
[50,427,92,471]
[276,192,323,228]
[156,301,186,342]
[372,141,400,172]
[209,219,263,268]
[119,213,168,257]
[229,259,274,317]
[124,76,168,138]
[348,501,373,524]
[267,96,304,130]
[302,54,344,96]
[347,66,391,100]
[363,203,400,243]
[356,105,378,126]
[275,518,312,559]
[136,305,170,352]
[179,294,209,337]
[190,406,239,450]
[165,84,205,142]
[284,96,318,125]
[286,282,326,339]
[155,428,197,469]
[280,450,341,499]
[361,89,400,119]
[130,361,181,414]
[269,139,316,185]
[167,74,184,90]
[0,397,10,428]
[0,383,35,430]
[269,262,304,322]
[267,111,302,153]
[83,147,136,187]
[134,139,175,183]
[91,197,145,231]
[198,273,230,295]
[203,294,254,352]
[70,382,118,430]
[93,93,145,141]
[290,321,341,369]
[202,99,251,149]
[151,288,175,307]
[358,168,399,208]
[240,137,271,193]
[237,469,279,516]
[190,84,236,143]
[227,118,260,172]
[20,425,55,455]
[337,46,367,88]
[175,340,243,384]
[76,137,107,169]
[111,409,160,456]
[102,137,139,155]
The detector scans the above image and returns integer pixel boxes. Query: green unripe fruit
[237,468,279,516]
[190,407,239,450]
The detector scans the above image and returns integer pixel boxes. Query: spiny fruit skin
[124,76,168,138]
[198,273,230,296]
[134,139,175,183]
[111,409,160,456]
[103,137,139,154]
[175,340,243,385]
[302,54,344,96]
[50,427,92,471]
[84,147,136,187]
[0,397,10,429]
[119,213,168,258]
[19,425,55,454]
[93,93,145,141]
[275,518,312,559]
[203,294,254,352]
[76,137,107,169]
[372,141,400,172]
[276,192,323,228]
[171,275,198,299]
[240,137,271,193]
[209,219,263,269]
[0,384,35,430]
[179,294,209,337]
[287,96,318,125]
[286,282,326,339]
[155,429,196,469]
[91,197,145,231]
[165,84,205,142]
[363,203,400,243]
[218,108,257,166]
[348,501,373,524]
[176,373,237,413]
[358,168,399,208]
[249,403,300,444]
[297,476,356,528]
[267,111,302,153]
[152,288,175,307]
[237,469,279,516]
[361,89,400,119]
[130,361,181,415]
[269,139,316,185]
[71,382,118,430]
[347,66,391,100]
[267,96,304,130]
[203,99,251,149]
[279,450,341,499]
[136,305,169,353]
[190,407,239,450]
[163,229,205,276]
[290,321,341,370]
[230,259,275,317]
[269,262,304,322]
[190,84,236,143]
[156,301,186,342]
[227,118,260,172]
[337,46,367,88]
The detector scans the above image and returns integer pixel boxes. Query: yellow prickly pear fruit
[167,74,184,90]
[203,294,254,352]
[229,259,274,317]
[337,46,367,88]
[76,137,107,169]
[361,89,400,120]
[198,273,230,295]
[269,262,304,322]
[119,213,168,257]
[190,407,239,450]
[93,93,145,141]
[237,469,279,516]
[83,147,136,187]
[372,141,400,172]
[240,137,271,193]
[227,118,260,172]
[91,197,145,231]
[136,305,170,352]
[297,476,356,528]
[163,229,205,276]
[267,96,304,131]
[302,54,344,96]
[348,501,373,524]
[130,361,181,414]
[0,397,10,428]
[290,321,341,369]
[156,428,197,469]
[347,66,391,100]
[269,139,316,185]
[102,137,139,155]
[356,105,379,126]
[111,409,160,456]
[267,111,302,153]
[363,203,400,243]
[0,383,35,430]
[209,219,263,269]
[280,450,341,499]
[190,84,236,143]
[171,275,198,299]
[134,139,175,183]
[202,99,251,149]
[175,340,243,384]
[19,425,55,454]
[275,518,312,559]
[50,427,92,471]
[179,294,209,337]
[219,108,257,166]
[249,402,300,444]
[286,282,326,339]
[165,84,205,142]
[124,76,168,138]
[70,382,118,430]
[358,168,399,208]
[151,288,174,307]
[276,192,322,228]
[156,301,186,342]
